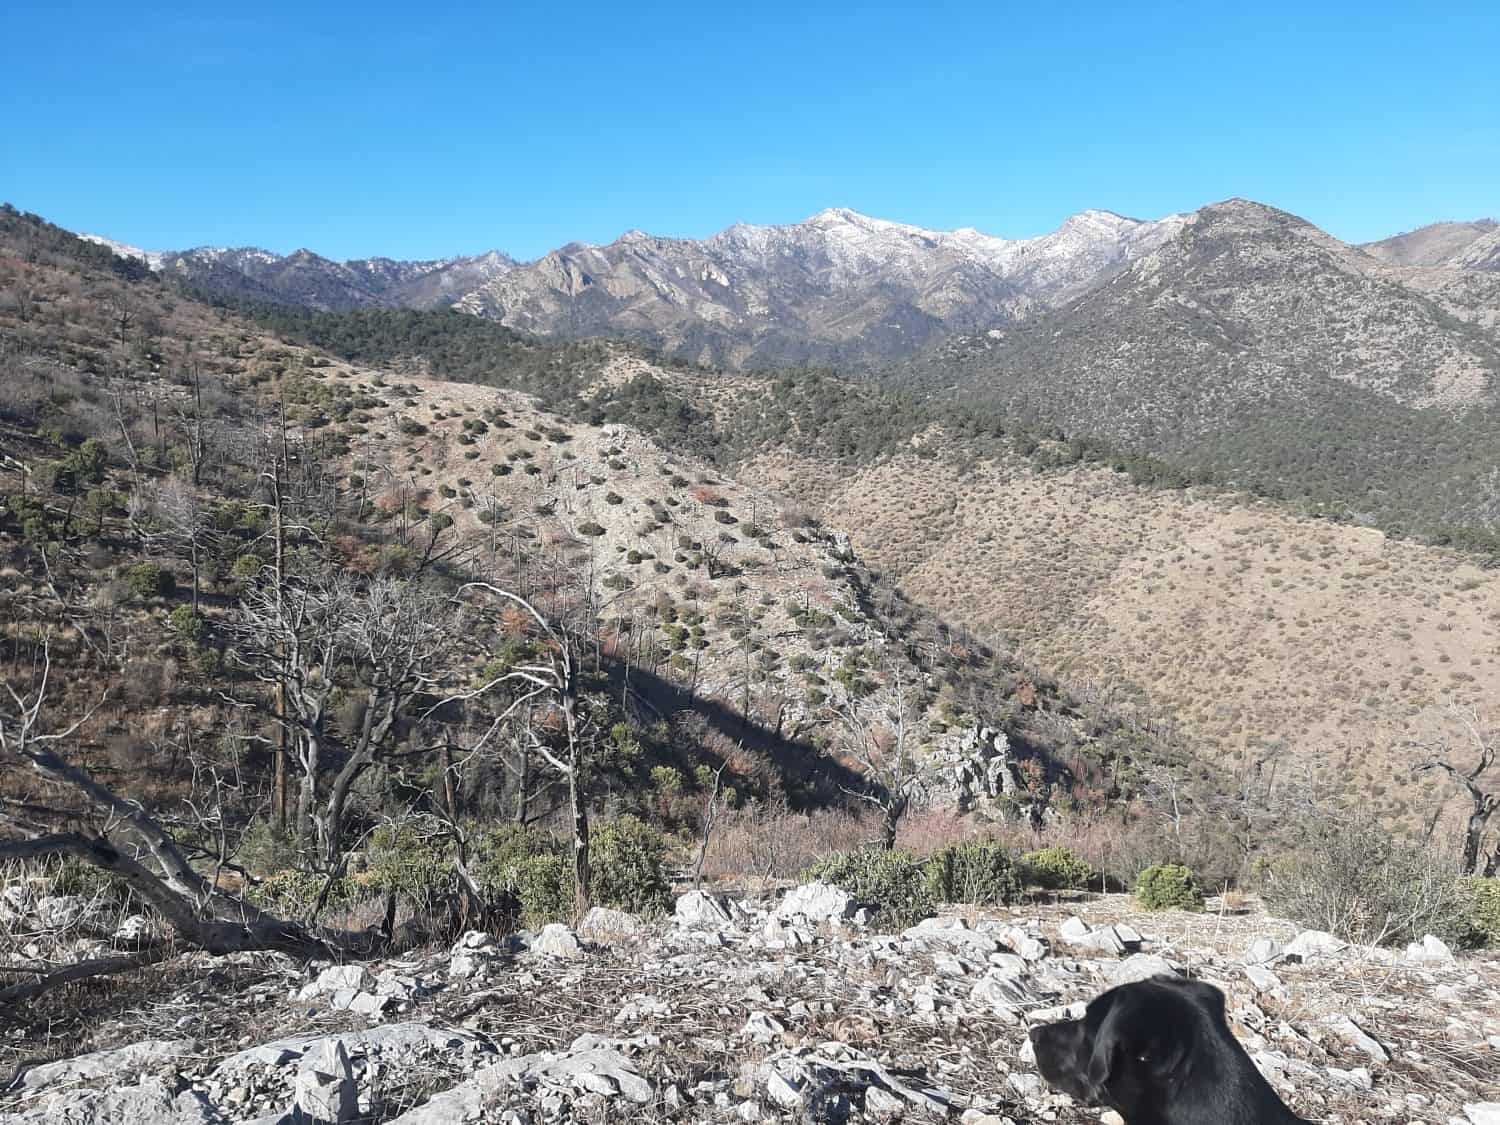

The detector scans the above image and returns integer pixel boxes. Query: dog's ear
[1084,1002,1124,1094]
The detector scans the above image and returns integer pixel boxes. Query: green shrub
[1021,846,1095,891]
[474,826,569,927]
[363,825,454,909]
[230,553,263,580]
[1456,877,1500,948]
[168,605,204,644]
[1135,864,1204,912]
[248,869,358,920]
[803,847,934,929]
[650,765,684,794]
[590,815,673,916]
[1262,816,1465,946]
[924,839,1022,906]
[124,562,175,600]
[238,817,303,875]
[510,854,574,927]
[577,520,606,537]
[49,856,128,906]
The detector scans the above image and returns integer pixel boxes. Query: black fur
[1028,977,1310,1125]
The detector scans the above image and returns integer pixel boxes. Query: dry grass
[739,451,1500,837]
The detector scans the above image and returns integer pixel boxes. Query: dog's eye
[1135,1052,1150,1063]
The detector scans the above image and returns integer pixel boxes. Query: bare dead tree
[1139,763,1189,862]
[0,644,383,1004]
[131,475,215,615]
[227,574,462,888]
[453,583,594,917]
[693,757,732,889]
[171,347,213,486]
[1413,712,1499,876]
[830,662,934,850]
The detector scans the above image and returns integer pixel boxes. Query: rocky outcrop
[3,887,1497,1124]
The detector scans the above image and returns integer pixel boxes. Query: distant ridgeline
[210,292,1500,565]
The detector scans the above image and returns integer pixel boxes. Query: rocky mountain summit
[79,235,518,312]
[3,882,1496,1125]
[81,206,1194,367]
[79,201,1500,375]
[454,207,1187,369]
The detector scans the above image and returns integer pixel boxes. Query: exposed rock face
[457,207,1188,369]
[3,891,1497,1124]
[82,241,520,312]
[936,725,1060,826]
[774,882,857,924]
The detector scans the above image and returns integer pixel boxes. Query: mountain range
[81,235,518,312]
[87,202,1500,372]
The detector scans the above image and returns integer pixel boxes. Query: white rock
[447,952,480,980]
[903,916,1000,956]
[112,914,154,946]
[579,906,644,941]
[1283,930,1346,960]
[765,1068,804,1108]
[2,1077,219,1124]
[453,930,496,951]
[1006,1072,1044,1098]
[1324,1014,1390,1064]
[970,968,1052,1021]
[19,1039,200,1090]
[1464,1104,1500,1125]
[999,926,1050,962]
[311,964,375,995]
[1112,923,1143,946]
[294,1039,359,1123]
[987,951,1029,975]
[1326,1065,1373,1090]
[1074,927,1127,956]
[1243,937,1285,965]
[741,1011,785,1044]
[348,991,392,1018]
[865,1085,905,1118]
[1243,965,1282,993]
[675,890,733,927]
[1109,954,1177,985]
[532,923,584,959]
[775,881,857,923]
[1059,916,1092,941]
[1406,933,1456,965]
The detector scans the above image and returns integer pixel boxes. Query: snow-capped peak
[79,234,168,270]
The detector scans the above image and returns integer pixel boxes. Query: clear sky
[3,0,1497,261]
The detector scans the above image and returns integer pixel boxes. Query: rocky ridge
[3,885,1496,1124]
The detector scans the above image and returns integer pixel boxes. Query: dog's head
[1028,977,1227,1117]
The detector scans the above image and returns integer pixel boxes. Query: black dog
[1028,976,1310,1124]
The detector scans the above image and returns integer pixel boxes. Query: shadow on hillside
[604,661,866,808]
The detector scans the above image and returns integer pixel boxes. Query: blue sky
[3,0,1497,261]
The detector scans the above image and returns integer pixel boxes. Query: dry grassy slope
[740,450,1500,829]
[290,358,969,760]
